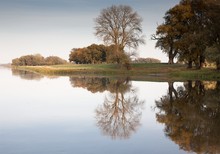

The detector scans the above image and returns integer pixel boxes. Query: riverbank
[12,63,220,81]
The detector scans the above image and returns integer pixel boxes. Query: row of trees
[12,54,67,66]
[153,0,220,69]
[69,44,130,64]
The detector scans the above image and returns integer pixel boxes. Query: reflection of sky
[0,0,179,63]
[0,71,102,126]
[0,68,188,154]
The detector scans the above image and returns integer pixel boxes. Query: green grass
[171,68,220,80]
[13,63,220,81]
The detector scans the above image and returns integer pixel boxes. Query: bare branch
[94,5,145,52]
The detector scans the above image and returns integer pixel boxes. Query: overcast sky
[0,0,179,63]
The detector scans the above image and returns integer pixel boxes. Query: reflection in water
[155,81,220,153]
[69,77,145,139]
[96,78,145,139]
[11,69,59,80]
[11,69,44,80]
[69,77,110,93]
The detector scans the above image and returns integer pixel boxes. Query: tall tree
[94,5,145,63]
[178,0,208,69]
[153,0,219,69]
[152,1,193,64]
[204,0,220,69]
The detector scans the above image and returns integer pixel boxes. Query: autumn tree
[152,24,178,64]
[178,0,220,69]
[69,44,108,64]
[152,0,206,66]
[12,54,45,66]
[204,0,220,69]
[44,56,67,65]
[153,0,219,69]
[177,0,208,69]
[94,5,145,64]
[69,44,130,64]
[152,1,193,64]
[87,44,106,64]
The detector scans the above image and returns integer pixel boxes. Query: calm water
[0,67,220,154]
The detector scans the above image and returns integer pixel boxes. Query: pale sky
[0,0,179,63]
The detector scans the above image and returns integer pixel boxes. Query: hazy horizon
[0,0,179,63]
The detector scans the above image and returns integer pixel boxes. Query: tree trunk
[168,58,174,64]
[195,60,201,69]
[187,80,193,94]
[216,59,220,70]
[168,82,178,100]
[168,49,178,64]
[216,81,220,91]
[199,55,205,68]
[187,60,193,69]
[195,80,204,95]
[168,53,176,64]
[168,45,174,64]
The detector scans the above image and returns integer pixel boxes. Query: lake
[0,67,219,154]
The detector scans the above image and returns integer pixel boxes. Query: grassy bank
[13,63,220,81]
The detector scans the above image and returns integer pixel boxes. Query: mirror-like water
[0,67,219,154]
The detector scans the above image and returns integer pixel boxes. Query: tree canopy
[153,0,220,69]
[94,5,145,64]
[69,44,108,64]
[69,44,130,64]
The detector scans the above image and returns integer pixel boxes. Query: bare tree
[94,5,145,62]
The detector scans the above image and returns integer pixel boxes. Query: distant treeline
[132,58,161,63]
[12,54,67,66]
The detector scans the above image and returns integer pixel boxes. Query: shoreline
[11,63,220,81]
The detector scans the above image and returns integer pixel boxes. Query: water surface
[0,67,219,154]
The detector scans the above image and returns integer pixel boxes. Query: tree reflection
[69,77,145,139]
[156,81,220,153]
[69,77,110,93]
[96,78,144,139]
[11,69,44,80]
